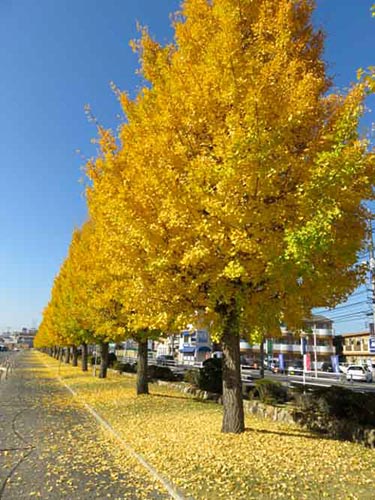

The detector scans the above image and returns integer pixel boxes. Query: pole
[302,354,306,387]
[93,346,97,377]
[369,220,375,338]
[313,326,318,378]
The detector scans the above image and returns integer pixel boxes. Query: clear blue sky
[0,0,373,333]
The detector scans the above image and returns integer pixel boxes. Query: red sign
[304,353,311,372]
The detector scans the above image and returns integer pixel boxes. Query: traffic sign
[369,337,375,354]
[266,339,273,355]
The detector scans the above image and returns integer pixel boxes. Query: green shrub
[198,358,223,394]
[184,369,200,387]
[90,355,101,366]
[148,365,175,381]
[251,379,288,404]
[293,386,375,434]
[112,360,125,372]
[108,352,117,367]
[123,362,137,373]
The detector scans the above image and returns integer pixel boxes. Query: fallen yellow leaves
[35,352,375,499]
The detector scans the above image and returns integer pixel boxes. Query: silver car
[346,365,372,383]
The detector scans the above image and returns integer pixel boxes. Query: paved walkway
[0,351,168,499]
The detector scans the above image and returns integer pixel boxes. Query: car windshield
[348,366,363,371]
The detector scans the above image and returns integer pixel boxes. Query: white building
[178,328,212,365]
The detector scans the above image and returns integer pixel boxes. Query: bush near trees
[147,365,176,382]
[183,369,200,387]
[112,361,137,374]
[293,386,375,433]
[35,0,375,434]
[250,379,288,405]
[198,358,223,394]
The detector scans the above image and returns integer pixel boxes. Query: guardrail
[241,365,260,383]
[287,370,347,388]
[0,354,15,382]
[118,356,178,368]
[117,357,261,377]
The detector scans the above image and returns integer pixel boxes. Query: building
[178,328,212,365]
[340,331,375,365]
[239,314,336,367]
[154,335,180,359]
[15,328,37,348]
[116,339,156,360]
[0,332,18,350]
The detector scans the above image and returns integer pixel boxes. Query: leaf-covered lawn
[36,352,375,499]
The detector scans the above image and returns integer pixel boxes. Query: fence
[0,353,16,382]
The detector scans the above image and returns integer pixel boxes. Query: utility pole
[313,325,318,378]
[369,219,375,338]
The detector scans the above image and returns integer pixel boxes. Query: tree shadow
[244,426,331,441]
[149,392,191,401]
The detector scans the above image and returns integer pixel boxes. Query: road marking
[43,361,187,500]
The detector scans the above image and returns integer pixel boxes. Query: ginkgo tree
[86,128,177,394]
[66,220,129,379]
[61,227,96,371]
[85,0,375,433]
[35,232,92,369]
[36,220,126,378]
[35,264,76,364]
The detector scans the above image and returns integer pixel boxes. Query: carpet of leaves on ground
[36,352,375,500]
[20,361,168,499]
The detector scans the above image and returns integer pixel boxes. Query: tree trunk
[64,347,71,364]
[72,346,78,367]
[59,348,64,361]
[99,342,109,379]
[81,343,88,372]
[221,308,245,434]
[259,336,265,379]
[137,338,149,395]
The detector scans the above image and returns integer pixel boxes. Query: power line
[318,299,371,314]
[325,310,371,322]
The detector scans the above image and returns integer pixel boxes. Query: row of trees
[35,0,375,433]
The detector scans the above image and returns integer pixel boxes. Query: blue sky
[0,0,374,333]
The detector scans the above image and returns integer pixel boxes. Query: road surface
[0,351,168,499]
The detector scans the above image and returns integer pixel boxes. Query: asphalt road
[0,351,168,499]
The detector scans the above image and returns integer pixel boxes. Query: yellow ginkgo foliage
[85,0,375,433]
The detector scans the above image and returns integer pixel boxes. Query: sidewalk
[0,351,169,499]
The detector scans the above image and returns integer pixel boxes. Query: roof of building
[337,331,371,338]
[304,314,333,323]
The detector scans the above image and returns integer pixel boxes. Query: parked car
[321,362,334,373]
[287,361,303,376]
[346,365,372,383]
[156,355,176,366]
[266,360,281,373]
